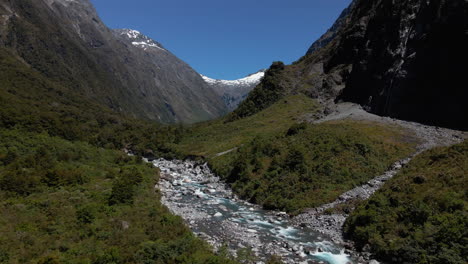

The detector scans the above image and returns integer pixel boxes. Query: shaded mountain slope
[0,0,226,123]
[0,46,183,157]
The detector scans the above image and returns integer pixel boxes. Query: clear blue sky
[90,0,351,80]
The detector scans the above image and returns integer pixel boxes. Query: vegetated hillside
[0,129,237,263]
[176,94,419,215]
[0,44,237,263]
[344,141,467,264]
[176,94,320,157]
[0,47,181,158]
[208,120,418,215]
[227,61,294,121]
[0,0,226,123]
[232,0,468,130]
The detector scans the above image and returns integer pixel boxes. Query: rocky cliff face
[306,1,356,55]
[241,0,467,130]
[201,71,265,111]
[336,0,468,130]
[306,0,468,129]
[0,0,226,123]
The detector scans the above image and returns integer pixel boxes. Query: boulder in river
[214,212,223,217]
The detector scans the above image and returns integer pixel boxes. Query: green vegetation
[175,93,418,215]
[344,141,467,264]
[0,129,236,263]
[0,44,233,263]
[209,120,417,214]
[0,47,182,158]
[176,94,319,157]
[227,61,288,121]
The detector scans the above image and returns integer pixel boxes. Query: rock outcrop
[336,0,468,130]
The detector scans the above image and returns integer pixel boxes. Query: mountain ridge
[201,70,265,111]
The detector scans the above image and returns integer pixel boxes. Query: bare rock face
[306,1,356,55]
[336,0,468,130]
[304,0,468,130]
[0,0,226,123]
[248,0,467,130]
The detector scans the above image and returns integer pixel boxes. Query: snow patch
[118,29,166,52]
[131,41,166,51]
[125,29,141,39]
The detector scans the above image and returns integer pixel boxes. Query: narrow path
[212,147,239,157]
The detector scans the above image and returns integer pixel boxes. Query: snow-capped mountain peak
[115,29,166,52]
[201,70,266,111]
[200,71,265,89]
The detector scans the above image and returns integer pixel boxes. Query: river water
[151,158,353,264]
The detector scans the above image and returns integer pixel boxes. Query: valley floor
[175,101,466,263]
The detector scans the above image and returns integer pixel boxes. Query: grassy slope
[210,120,417,214]
[176,94,319,157]
[344,141,467,264]
[176,94,418,214]
[0,129,235,264]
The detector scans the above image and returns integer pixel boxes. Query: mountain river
[149,158,353,264]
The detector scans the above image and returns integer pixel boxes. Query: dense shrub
[0,130,235,263]
[210,121,416,214]
[344,142,467,264]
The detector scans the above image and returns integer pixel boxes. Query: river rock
[121,221,130,230]
[214,212,223,217]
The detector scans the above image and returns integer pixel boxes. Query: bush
[344,142,467,263]
[211,121,416,214]
[286,122,307,136]
[108,177,136,205]
[0,169,41,195]
[76,206,96,224]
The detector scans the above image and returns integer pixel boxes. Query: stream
[150,158,353,264]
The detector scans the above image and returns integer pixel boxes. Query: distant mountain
[201,71,265,111]
[234,0,468,130]
[0,0,226,123]
[111,28,227,123]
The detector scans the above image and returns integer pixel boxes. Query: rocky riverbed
[151,158,353,264]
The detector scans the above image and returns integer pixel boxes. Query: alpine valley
[0,0,466,264]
